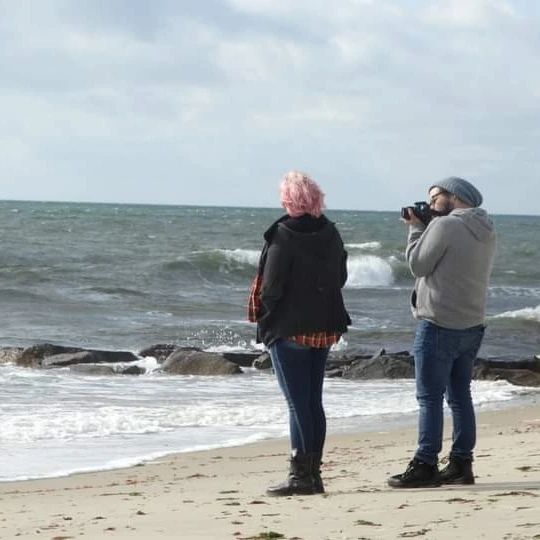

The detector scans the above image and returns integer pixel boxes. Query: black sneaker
[440,456,475,485]
[387,458,442,488]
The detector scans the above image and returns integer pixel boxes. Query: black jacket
[256,214,351,346]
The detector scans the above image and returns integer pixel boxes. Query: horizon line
[1,198,538,218]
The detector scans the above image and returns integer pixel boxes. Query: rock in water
[252,352,272,370]
[0,347,24,364]
[162,350,242,375]
[16,344,86,367]
[342,353,414,380]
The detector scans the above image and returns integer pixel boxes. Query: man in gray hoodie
[388,177,496,488]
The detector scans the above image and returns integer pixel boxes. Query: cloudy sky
[1,0,539,214]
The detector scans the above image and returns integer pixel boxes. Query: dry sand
[1,402,539,540]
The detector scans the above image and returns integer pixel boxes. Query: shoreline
[1,401,539,539]
[0,391,535,486]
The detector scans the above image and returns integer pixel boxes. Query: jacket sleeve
[406,218,448,278]
[260,237,291,317]
[340,249,348,288]
[333,227,348,288]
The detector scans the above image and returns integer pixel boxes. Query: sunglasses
[429,190,450,205]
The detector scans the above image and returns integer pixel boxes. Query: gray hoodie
[406,208,496,329]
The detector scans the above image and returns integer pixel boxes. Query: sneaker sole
[387,479,442,489]
[266,488,317,497]
[441,477,475,485]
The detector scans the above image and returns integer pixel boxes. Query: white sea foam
[216,248,397,289]
[489,286,540,299]
[0,364,536,482]
[131,356,161,373]
[205,341,265,353]
[345,241,382,250]
[207,338,347,354]
[330,336,348,352]
[346,255,394,288]
[493,305,540,323]
[218,248,260,266]
[348,316,388,331]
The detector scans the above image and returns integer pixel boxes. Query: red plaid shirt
[247,273,263,324]
[247,274,341,348]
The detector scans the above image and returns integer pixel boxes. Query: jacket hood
[264,214,338,259]
[263,214,288,242]
[450,208,495,242]
[263,214,330,241]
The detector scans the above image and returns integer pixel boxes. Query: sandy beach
[1,402,539,540]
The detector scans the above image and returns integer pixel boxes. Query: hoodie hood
[263,214,331,242]
[261,214,338,263]
[263,214,289,242]
[277,215,337,258]
[450,208,495,242]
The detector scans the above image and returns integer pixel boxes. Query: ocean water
[0,360,536,482]
[0,201,539,481]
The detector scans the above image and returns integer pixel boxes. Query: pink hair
[279,170,325,218]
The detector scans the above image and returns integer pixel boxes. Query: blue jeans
[413,320,485,465]
[269,339,329,455]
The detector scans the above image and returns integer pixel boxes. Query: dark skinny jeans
[414,320,485,465]
[269,339,329,456]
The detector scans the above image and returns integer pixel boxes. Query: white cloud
[227,0,378,22]
[252,93,369,128]
[330,32,380,66]
[423,0,516,27]
[0,1,539,213]
[216,36,308,83]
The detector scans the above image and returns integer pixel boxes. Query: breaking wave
[493,305,540,323]
[345,241,382,251]
[162,249,260,276]
[346,255,395,288]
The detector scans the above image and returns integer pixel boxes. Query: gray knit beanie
[429,177,483,207]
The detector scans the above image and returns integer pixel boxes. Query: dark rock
[68,363,145,376]
[162,350,242,375]
[0,347,24,364]
[222,351,261,367]
[326,354,357,369]
[16,343,85,367]
[138,344,179,363]
[343,353,414,380]
[392,350,413,357]
[340,344,384,357]
[475,356,540,373]
[473,366,540,387]
[121,365,145,375]
[325,368,344,378]
[41,350,138,368]
[90,350,138,363]
[341,353,374,362]
[253,352,272,370]
[69,364,116,376]
[43,351,94,368]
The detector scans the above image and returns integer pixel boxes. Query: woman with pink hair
[248,170,350,496]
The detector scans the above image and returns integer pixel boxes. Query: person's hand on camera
[400,207,422,226]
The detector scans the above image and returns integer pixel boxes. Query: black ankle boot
[387,458,442,488]
[440,456,475,485]
[311,451,325,494]
[266,453,316,497]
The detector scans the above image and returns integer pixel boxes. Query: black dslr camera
[400,201,432,226]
